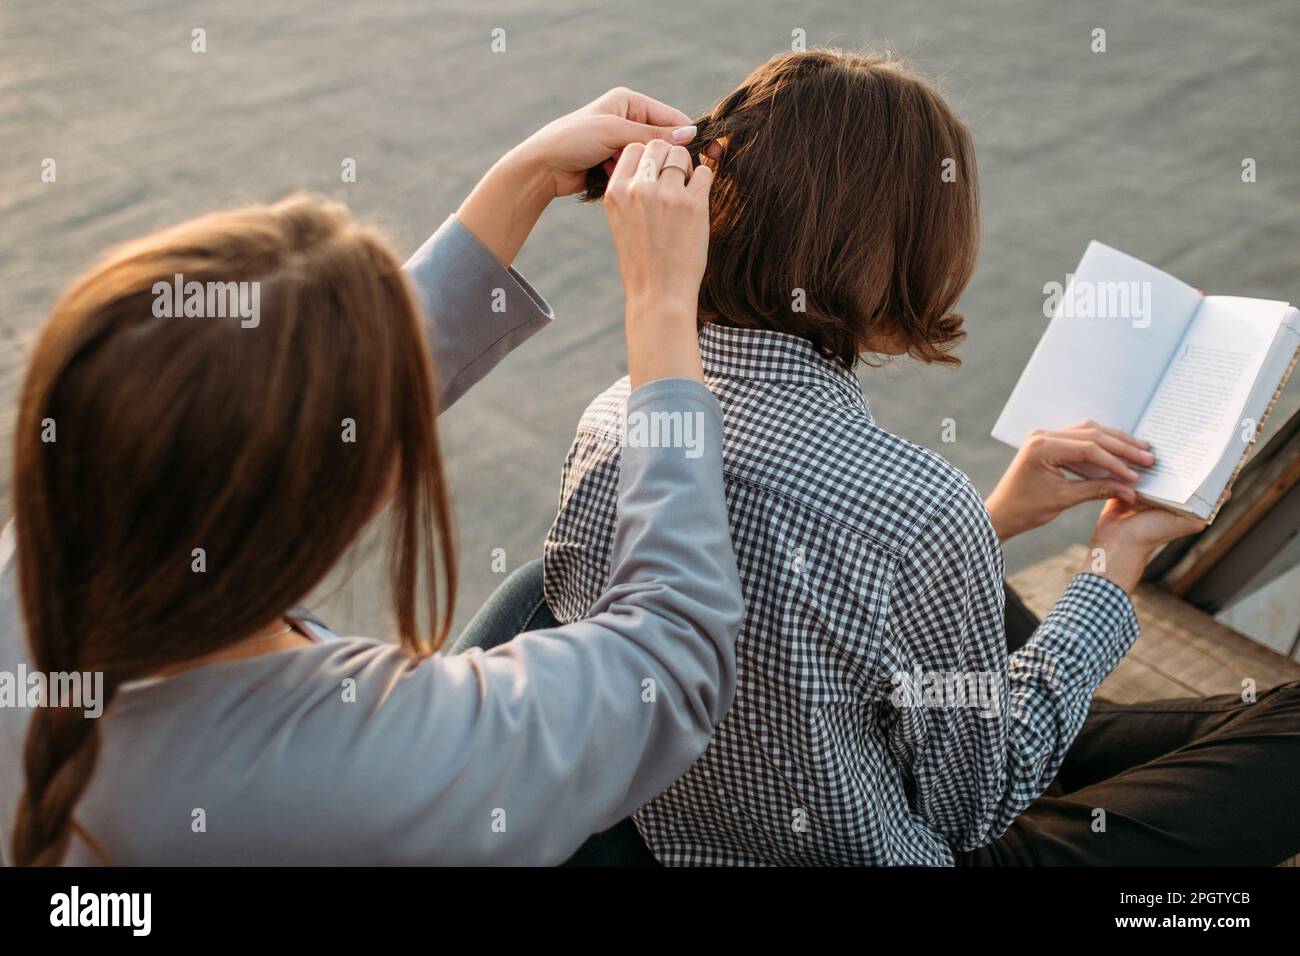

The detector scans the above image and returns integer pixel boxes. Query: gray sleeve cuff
[402,215,554,412]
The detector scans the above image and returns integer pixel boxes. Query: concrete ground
[2,0,1297,638]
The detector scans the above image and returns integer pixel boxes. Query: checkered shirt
[544,323,1140,865]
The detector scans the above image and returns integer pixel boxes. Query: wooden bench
[1010,544,1300,704]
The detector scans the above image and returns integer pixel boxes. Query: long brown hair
[11,195,457,865]
[586,48,980,368]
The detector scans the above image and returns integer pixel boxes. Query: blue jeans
[448,558,558,654]
[450,558,657,866]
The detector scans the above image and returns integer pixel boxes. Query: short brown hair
[588,49,980,368]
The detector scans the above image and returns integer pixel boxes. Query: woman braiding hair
[3,87,740,866]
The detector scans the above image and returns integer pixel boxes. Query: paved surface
[2,0,1297,637]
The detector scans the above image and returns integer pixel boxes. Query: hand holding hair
[601,139,715,388]
[457,87,698,266]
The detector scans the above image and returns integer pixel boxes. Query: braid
[12,686,115,866]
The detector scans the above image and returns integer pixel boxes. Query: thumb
[1072,478,1137,506]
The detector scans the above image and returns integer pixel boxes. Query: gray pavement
[2,0,1297,638]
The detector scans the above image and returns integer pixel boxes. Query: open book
[993,242,1300,521]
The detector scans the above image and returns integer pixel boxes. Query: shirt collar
[699,322,870,415]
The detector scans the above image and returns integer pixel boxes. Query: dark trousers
[459,561,1300,866]
[960,588,1300,866]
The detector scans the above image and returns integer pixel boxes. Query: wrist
[498,144,558,208]
[985,493,1012,542]
[625,302,703,389]
[1080,536,1151,593]
[984,488,1028,543]
[624,289,699,320]
[456,148,554,268]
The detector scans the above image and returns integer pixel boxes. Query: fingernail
[671,125,697,144]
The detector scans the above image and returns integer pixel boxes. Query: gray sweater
[0,217,743,865]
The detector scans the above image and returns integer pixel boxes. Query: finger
[1059,428,1157,467]
[660,144,692,183]
[611,116,697,152]
[685,161,714,198]
[1070,478,1138,506]
[608,141,646,191]
[620,89,694,129]
[1068,420,1151,450]
[636,139,672,185]
[1080,441,1144,483]
[1141,505,1208,540]
[1055,437,1143,483]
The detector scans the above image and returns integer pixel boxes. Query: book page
[1178,306,1300,517]
[992,242,1203,447]
[1132,296,1283,504]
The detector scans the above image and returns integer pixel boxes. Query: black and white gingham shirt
[544,323,1140,865]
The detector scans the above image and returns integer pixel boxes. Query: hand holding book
[983,416,1202,592]
[1083,499,1208,593]
[993,242,1300,522]
[985,420,1155,542]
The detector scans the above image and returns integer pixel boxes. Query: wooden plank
[1154,405,1300,598]
[1169,453,1300,597]
[1011,547,1300,865]
[1009,545,1300,703]
[1096,657,1197,703]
